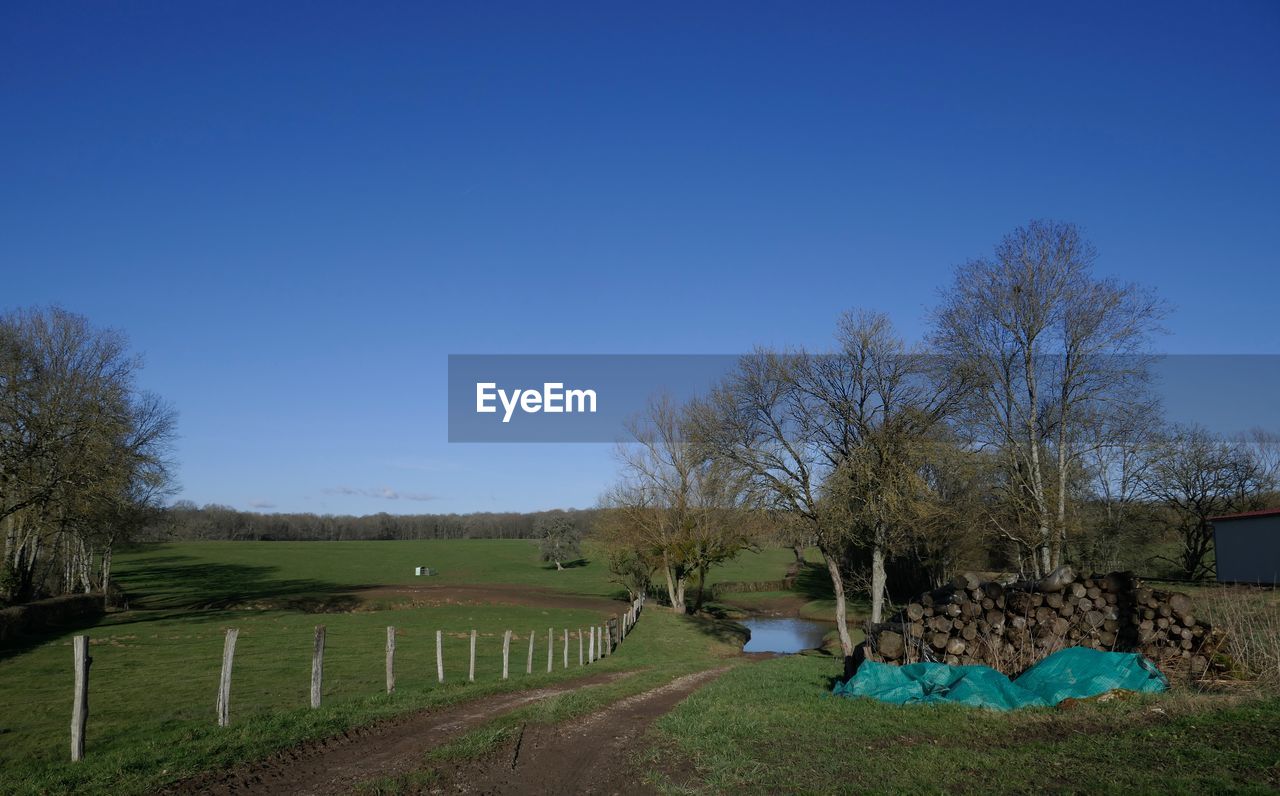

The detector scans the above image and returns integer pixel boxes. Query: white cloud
[322,486,437,502]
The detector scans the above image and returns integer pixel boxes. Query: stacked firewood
[864,568,1224,679]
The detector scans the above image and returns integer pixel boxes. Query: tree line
[153,503,604,543]
[1,307,177,606]
[597,220,1279,669]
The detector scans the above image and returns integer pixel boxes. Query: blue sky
[3,2,1278,514]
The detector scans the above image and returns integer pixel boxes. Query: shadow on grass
[0,610,110,662]
[115,555,358,612]
[792,562,836,601]
[685,612,750,648]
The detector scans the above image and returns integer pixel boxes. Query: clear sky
[3,2,1278,515]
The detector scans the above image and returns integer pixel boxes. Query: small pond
[741,617,831,654]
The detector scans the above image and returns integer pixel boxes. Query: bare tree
[695,349,860,652]
[602,394,749,613]
[933,220,1164,576]
[1142,424,1270,580]
[696,313,964,667]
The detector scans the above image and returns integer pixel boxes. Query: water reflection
[741,617,830,653]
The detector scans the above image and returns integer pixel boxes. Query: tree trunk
[693,563,709,612]
[100,543,113,596]
[870,537,887,624]
[660,552,686,614]
[555,560,563,571]
[791,544,806,565]
[1024,350,1051,577]
[1055,438,1067,570]
[823,550,854,661]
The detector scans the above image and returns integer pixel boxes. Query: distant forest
[149,502,602,542]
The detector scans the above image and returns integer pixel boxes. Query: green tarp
[832,647,1167,711]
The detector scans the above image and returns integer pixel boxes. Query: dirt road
[161,667,725,795]
[429,667,728,795]
[161,671,638,795]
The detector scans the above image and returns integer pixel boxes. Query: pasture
[3,539,1278,795]
[0,539,781,794]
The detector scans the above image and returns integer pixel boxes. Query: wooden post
[311,625,326,709]
[70,635,90,761]
[588,625,595,662]
[502,630,511,679]
[216,628,238,727]
[546,628,553,673]
[562,629,568,668]
[618,614,624,642]
[578,628,584,666]
[469,629,477,682]
[526,630,534,675]
[436,630,445,684]
[386,626,396,694]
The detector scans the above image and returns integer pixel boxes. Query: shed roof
[1210,507,1280,522]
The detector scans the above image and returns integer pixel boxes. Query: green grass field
[0,539,786,795]
[4,539,1278,795]
[648,654,1280,794]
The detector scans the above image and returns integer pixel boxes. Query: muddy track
[160,670,638,796]
[422,667,729,795]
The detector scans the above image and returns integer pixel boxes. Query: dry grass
[1196,585,1280,690]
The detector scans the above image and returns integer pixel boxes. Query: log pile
[864,568,1225,680]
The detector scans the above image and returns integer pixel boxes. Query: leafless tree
[933,220,1164,576]
[696,312,965,666]
[1141,424,1270,580]
[601,394,751,613]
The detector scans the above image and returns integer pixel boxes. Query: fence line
[65,594,646,759]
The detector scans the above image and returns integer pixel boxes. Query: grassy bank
[647,653,1280,794]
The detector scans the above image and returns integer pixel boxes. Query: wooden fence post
[563,629,568,669]
[386,626,396,694]
[311,625,325,709]
[526,630,534,675]
[502,630,511,679]
[546,628,553,673]
[436,630,445,684]
[70,635,90,761]
[469,629,477,682]
[216,628,238,727]
[578,628,584,666]
[588,626,595,662]
[618,614,624,643]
